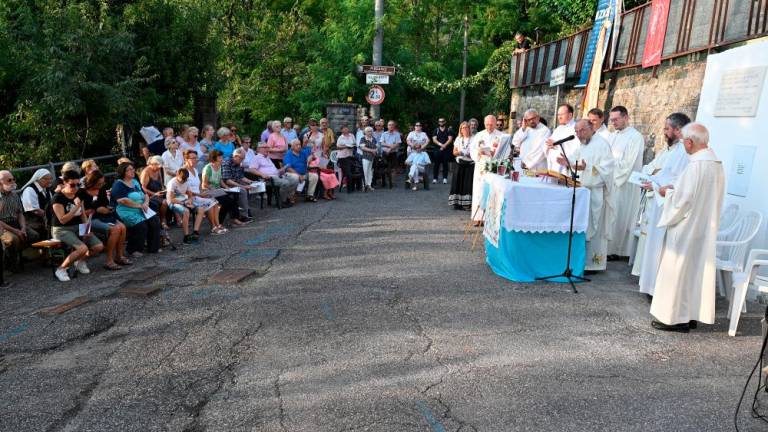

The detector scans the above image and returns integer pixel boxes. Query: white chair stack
[728,249,768,336]
[716,210,762,299]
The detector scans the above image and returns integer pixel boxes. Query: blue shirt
[281,128,298,144]
[283,147,311,175]
[213,141,235,159]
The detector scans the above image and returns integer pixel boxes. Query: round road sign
[366,85,386,105]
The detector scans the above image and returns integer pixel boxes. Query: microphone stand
[535,144,589,293]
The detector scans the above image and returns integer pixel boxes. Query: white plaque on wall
[714,66,767,117]
[727,145,757,197]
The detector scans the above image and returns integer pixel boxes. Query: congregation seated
[111,162,161,257]
[0,170,40,271]
[245,142,298,208]
[51,171,104,282]
[80,170,130,270]
[20,169,53,240]
[181,149,224,236]
[140,156,171,229]
[283,139,319,202]
[222,148,256,221]
[166,167,205,244]
[202,150,247,227]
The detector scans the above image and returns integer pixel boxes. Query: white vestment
[607,126,644,256]
[578,134,615,271]
[470,129,505,221]
[595,125,612,142]
[513,123,551,172]
[546,121,578,174]
[650,148,724,325]
[637,141,689,293]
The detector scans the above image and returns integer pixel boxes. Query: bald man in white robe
[650,123,724,332]
[513,109,551,172]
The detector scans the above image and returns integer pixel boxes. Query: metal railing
[9,154,123,186]
[511,0,768,88]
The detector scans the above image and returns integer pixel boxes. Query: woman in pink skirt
[309,151,339,200]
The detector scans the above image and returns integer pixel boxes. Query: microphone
[550,135,575,146]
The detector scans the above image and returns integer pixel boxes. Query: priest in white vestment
[650,123,724,332]
[587,108,613,142]
[636,113,691,293]
[470,115,505,223]
[606,106,644,257]
[512,109,551,172]
[545,104,578,175]
[557,120,615,271]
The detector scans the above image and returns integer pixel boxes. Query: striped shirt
[0,191,23,225]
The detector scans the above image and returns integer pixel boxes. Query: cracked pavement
[1,181,766,431]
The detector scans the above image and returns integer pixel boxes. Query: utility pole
[371,0,384,120]
[459,13,468,122]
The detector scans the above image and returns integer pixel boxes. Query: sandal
[115,257,133,266]
[103,262,122,271]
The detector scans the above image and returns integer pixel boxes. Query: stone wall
[511,53,708,161]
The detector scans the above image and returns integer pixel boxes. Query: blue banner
[578,0,617,86]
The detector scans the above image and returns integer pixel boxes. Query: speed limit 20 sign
[366,85,386,105]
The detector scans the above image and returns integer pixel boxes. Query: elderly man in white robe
[606,105,644,259]
[650,123,724,332]
[634,113,691,294]
[469,114,506,225]
[513,109,551,172]
[555,120,615,272]
[545,104,578,175]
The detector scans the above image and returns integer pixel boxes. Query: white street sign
[366,74,390,85]
[550,65,567,87]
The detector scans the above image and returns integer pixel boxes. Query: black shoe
[689,320,697,329]
[607,254,620,261]
[584,270,599,275]
[183,235,193,245]
[238,217,253,224]
[651,319,690,333]
[281,200,293,208]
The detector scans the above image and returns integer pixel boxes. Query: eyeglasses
[68,182,80,187]
[415,124,422,127]
[438,120,446,123]
[523,117,536,121]
[3,178,15,183]
[187,156,198,160]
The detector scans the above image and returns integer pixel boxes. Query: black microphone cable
[734,305,768,431]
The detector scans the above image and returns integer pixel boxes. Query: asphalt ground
[1,175,767,432]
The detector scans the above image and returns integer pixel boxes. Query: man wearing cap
[246,142,299,208]
[281,117,298,144]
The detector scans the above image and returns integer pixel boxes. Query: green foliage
[0,0,622,168]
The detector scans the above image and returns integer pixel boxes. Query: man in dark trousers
[431,118,455,184]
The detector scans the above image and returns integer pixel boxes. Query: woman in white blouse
[448,121,474,210]
[406,122,428,154]
[161,137,184,185]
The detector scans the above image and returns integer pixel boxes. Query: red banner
[642,0,671,68]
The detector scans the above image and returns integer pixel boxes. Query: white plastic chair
[728,249,768,336]
[717,203,741,241]
[715,210,763,298]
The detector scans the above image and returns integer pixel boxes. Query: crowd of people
[1,106,725,333]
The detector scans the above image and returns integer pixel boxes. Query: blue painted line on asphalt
[245,235,270,246]
[415,401,446,432]
[244,225,296,246]
[320,303,336,321]
[0,322,31,342]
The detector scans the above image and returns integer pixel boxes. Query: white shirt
[453,136,473,162]
[336,134,357,159]
[595,125,612,142]
[406,131,429,148]
[166,177,190,203]
[469,129,505,161]
[513,123,551,171]
[546,122,578,174]
[242,148,257,169]
[379,130,402,154]
[405,151,431,167]
[186,167,202,194]
[162,149,184,180]
[21,182,49,212]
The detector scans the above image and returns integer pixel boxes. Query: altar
[480,174,591,283]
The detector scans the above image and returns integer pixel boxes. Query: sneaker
[55,267,71,282]
[131,251,143,258]
[74,260,90,274]
[412,186,417,191]
[443,178,448,184]
[432,179,437,184]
